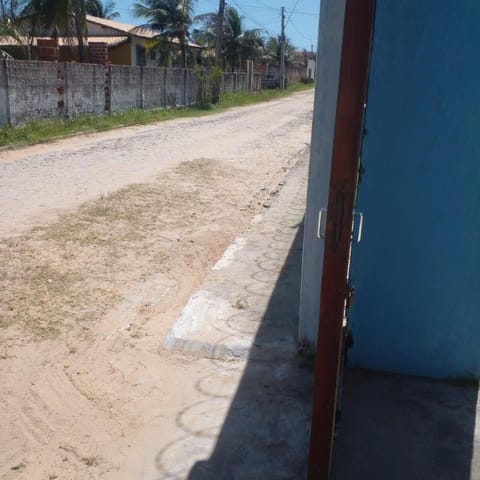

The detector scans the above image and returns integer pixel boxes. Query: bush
[194,66,224,107]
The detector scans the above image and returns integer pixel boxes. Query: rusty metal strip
[307,0,375,478]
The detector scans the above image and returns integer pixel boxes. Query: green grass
[0,82,314,149]
[218,82,314,108]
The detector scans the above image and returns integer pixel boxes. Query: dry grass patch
[0,158,250,340]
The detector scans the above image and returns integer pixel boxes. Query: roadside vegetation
[0,82,313,149]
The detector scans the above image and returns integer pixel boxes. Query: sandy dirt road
[0,92,312,238]
[0,90,313,479]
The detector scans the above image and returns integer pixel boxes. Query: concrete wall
[109,64,143,112]
[109,66,198,112]
[223,73,245,94]
[165,68,185,106]
[0,60,261,126]
[348,0,480,378]
[4,60,62,125]
[287,65,306,85]
[142,67,166,109]
[66,63,105,117]
[222,73,261,94]
[264,64,307,85]
[184,69,198,106]
[298,0,346,349]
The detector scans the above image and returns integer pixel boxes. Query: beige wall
[108,42,131,65]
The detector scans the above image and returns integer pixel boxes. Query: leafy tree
[85,0,119,19]
[0,0,23,21]
[0,0,26,40]
[0,16,19,38]
[133,0,194,68]
[0,17,18,57]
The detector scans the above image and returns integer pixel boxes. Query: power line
[289,18,312,42]
[256,0,277,9]
[232,0,279,11]
[291,10,320,16]
[229,0,275,35]
[285,0,301,26]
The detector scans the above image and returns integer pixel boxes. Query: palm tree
[21,0,88,61]
[85,0,118,19]
[133,0,194,68]
[237,29,263,67]
[195,6,263,71]
[263,35,295,66]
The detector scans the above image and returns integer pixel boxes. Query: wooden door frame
[307,0,375,478]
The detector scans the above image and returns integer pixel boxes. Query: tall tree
[133,0,194,68]
[0,17,18,57]
[85,0,118,19]
[21,0,88,61]
[0,0,23,20]
[1,0,25,39]
[195,6,263,71]
[237,29,263,67]
[263,35,295,66]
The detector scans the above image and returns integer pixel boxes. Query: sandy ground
[0,90,313,479]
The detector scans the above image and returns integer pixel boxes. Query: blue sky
[113,0,321,51]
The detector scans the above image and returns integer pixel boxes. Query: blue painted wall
[349,0,480,378]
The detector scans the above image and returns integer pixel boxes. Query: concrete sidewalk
[157,149,480,480]
[161,152,314,479]
[160,151,480,480]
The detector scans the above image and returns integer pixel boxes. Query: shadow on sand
[186,224,315,480]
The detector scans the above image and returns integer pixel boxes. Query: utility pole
[212,0,225,103]
[280,6,286,90]
[215,0,226,67]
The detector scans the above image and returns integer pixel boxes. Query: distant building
[85,16,201,67]
[0,15,201,66]
[306,55,316,80]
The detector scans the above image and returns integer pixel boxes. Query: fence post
[56,62,67,119]
[163,68,167,107]
[63,63,70,118]
[183,68,188,106]
[0,59,11,126]
[104,64,111,114]
[247,60,254,92]
[139,66,144,109]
